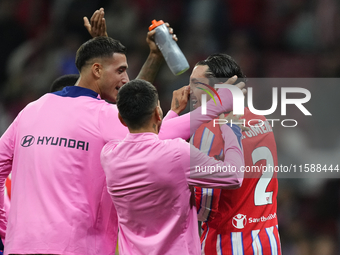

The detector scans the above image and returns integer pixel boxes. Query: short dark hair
[75,36,126,72]
[196,53,246,84]
[50,74,80,92]
[117,79,158,130]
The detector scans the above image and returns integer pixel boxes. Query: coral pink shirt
[100,125,244,255]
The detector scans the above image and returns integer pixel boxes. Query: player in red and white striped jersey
[191,54,281,255]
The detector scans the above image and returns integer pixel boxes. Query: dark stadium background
[0,0,339,254]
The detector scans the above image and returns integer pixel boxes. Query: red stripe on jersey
[201,226,281,255]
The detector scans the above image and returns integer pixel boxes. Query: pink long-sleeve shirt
[0,85,234,254]
[100,125,244,255]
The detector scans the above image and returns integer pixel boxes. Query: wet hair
[117,79,158,130]
[196,53,246,84]
[50,74,79,92]
[75,36,126,72]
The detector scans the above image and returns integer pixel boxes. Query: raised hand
[84,8,108,38]
[147,22,178,55]
[136,22,178,82]
[171,85,190,115]
[222,76,246,96]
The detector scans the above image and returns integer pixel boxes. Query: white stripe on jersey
[251,229,263,255]
[199,128,215,155]
[198,188,207,217]
[216,234,222,255]
[190,133,195,145]
[276,225,282,254]
[197,188,213,221]
[196,128,219,221]
[265,226,278,255]
[201,225,210,255]
[231,232,244,255]
[219,148,223,158]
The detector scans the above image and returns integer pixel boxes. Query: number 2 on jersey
[252,146,274,206]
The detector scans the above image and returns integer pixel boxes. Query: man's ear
[118,113,128,127]
[155,107,162,122]
[91,63,102,78]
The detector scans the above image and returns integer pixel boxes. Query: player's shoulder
[193,119,222,143]
[241,107,276,142]
[197,118,220,132]
[98,101,118,114]
[161,137,187,146]
[101,139,123,159]
[243,107,274,131]
[17,94,50,115]
[243,107,267,122]
[103,138,122,150]
[159,138,190,156]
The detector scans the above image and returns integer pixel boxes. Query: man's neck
[129,124,159,135]
[76,76,100,95]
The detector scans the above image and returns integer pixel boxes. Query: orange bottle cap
[149,20,164,31]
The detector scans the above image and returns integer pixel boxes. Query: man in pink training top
[100,79,245,255]
[0,34,243,254]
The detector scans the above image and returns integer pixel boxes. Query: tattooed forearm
[136,53,164,83]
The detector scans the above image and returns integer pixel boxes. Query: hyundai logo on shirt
[20,135,89,151]
[21,135,35,147]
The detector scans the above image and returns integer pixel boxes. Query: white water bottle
[149,20,189,75]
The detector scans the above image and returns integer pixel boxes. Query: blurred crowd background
[0,0,339,254]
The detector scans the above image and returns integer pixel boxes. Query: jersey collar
[52,86,99,99]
